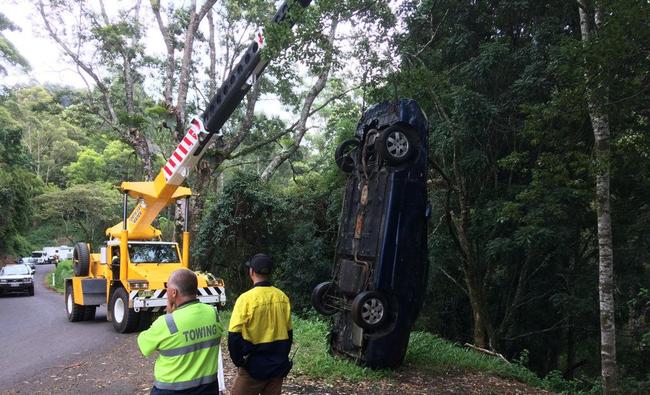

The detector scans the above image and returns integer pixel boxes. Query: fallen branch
[464,343,510,365]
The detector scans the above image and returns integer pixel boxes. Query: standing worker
[138,268,224,394]
[228,253,293,395]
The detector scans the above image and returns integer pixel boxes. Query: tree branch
[260,16,339,181]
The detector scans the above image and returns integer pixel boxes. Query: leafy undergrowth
[47,259,72,292]
[288,314,593,394]
[292,316,388,382]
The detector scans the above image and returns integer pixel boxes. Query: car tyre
[351,291,389,330]
[73,242,90,277]
[335,139,360,173]
[375,125,418,165]
[66,283,85,322]
[28,285,34,296]
[312,281,338,316]
[110,287,140,333]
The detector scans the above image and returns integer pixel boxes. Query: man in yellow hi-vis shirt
[138,268,224,394]
[228,254,292,395]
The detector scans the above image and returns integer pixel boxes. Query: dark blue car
[312,99,429,368]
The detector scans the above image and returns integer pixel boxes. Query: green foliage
[47,259,73,292]
[2,86,86,186]
[63,140,136,185]
[195,167,344,310]
[194,171,291,295]
[0,166,40,251]
[0,12,30,75]
[406,331,539,385]
[63,148,106,184]
[32,182,121,246]
[380,0,650,384]
[0,104,41,257]
[291,314,387,382]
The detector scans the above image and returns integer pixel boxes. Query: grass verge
[292,315,388,382]
[405,330,542,384]
[46,259,73,293]
[285,313,581,392]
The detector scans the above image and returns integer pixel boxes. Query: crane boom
[106,0,312,240]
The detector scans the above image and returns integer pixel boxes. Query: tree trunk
[435,93,495,349]
[260,17,339,182]
[578,2,618,393]
[174,0,218,139]
[207,9,217,97]
[464,264,491,348]
[150,0,175,105]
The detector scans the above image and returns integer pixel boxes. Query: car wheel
[110,287,140,333]
[351,291,389,330]
[28,285,34,296]
[375,125,418,165]
[335,139,360,173]
[312,281,338,316]
[66,283,85,322]
[73,242,90,277]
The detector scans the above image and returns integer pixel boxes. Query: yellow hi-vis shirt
[138,300,224,391]
[228,282,292,380]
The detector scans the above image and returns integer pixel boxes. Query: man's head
[245,253,273,281]
[167,268,197,306]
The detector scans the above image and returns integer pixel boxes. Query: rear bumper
[130,287,226,312]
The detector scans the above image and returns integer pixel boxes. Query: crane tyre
[110,287,140,333]
[72,242,90,277]
[66,283,84,322]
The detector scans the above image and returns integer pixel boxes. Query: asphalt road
[0,264,126,389]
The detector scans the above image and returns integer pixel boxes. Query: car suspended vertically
[312,99,430,368]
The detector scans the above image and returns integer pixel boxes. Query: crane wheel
[110,287,140,333]
[73,242,90,277]
[66,283,85,322]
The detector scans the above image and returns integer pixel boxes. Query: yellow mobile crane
[65,0,312,333]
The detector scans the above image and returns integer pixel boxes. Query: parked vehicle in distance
[58,246,73,260]
[43,246,72,264]
[0,264,35,296]
[18,258,36,274]
[30,251,48,265]
[312,99,429,369]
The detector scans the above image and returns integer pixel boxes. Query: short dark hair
[168,268,197,296]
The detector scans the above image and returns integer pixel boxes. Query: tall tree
[577,1,617,392]
[37,0,155,178]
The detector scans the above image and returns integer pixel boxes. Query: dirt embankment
[1,334,551,395]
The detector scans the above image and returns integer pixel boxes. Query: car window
[1,265,30,275]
